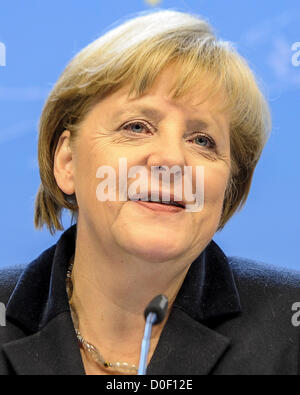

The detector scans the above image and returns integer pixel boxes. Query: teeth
[152,201,184,208]
[161,201,184,208]
[133,198,184,208]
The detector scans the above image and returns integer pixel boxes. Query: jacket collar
[3,224,242,375]
[6,224,76,334]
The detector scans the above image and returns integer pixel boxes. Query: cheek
[203,165,230,208]
[72,145,104,212]
[73,141,130,217]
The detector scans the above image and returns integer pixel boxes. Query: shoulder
[229,255,300,289]
[0,265,26,305]
[209,256,300,374]
[0,243,57,307]
[228,255,300,317]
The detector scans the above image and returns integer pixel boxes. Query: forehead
[124,64,228,112]
[94,69,229,124]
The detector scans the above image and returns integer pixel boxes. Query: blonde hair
[34,9,271,234]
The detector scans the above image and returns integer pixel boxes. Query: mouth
[131,198,185,213]
[138,199,184,208]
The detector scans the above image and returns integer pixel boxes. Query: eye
[190,134,216,150]
[120,121,216,150]
[122,121,153,135]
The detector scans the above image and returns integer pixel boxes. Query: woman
[1,9,300,375]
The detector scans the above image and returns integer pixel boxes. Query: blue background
[0,0,299,269]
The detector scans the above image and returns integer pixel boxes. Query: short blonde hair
[34,9,271,234]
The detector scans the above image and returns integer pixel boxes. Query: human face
[60,66,231,263]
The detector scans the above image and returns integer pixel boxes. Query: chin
[117,232,189,263]
[130,247,185,263]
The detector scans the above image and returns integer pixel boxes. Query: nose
[146,129,186,172]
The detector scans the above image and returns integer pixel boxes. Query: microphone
[138,294,168,375]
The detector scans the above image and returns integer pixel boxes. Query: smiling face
[54,65,231,263]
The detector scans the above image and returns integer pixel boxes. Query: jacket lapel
[147,241,241,375]
[2,311,85,375]
[147,306,230,375]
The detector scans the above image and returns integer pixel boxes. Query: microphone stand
[137,295,168,375]
[137,312,157,375]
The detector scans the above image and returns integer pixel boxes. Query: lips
[134,200,184,213]
[135,198,185,208]
[129,191,186,209]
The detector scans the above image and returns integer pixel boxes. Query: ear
[53,130,75,195]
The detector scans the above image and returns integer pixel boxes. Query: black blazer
[0,224,300,375]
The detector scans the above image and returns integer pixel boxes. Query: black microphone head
[144,294,168,325]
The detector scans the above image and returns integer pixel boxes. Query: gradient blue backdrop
[0,0,299,269]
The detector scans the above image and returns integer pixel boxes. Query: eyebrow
[112,105,209,132]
